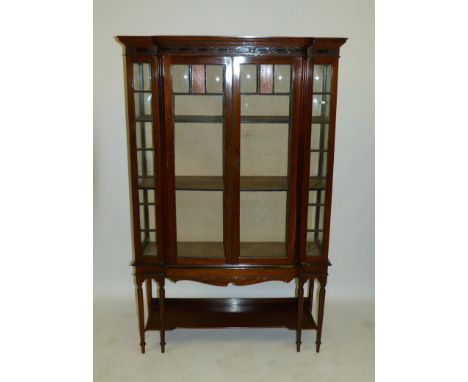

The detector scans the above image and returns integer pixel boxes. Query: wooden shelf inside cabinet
[137,176,326,191]
[146,298,317,330]
[142,242,157,257]
[239,242,287,258]
[175,242,291,259]
[173,116,291,124]
[311,116,330,124]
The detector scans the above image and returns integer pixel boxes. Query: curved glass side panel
[306,64,332,257]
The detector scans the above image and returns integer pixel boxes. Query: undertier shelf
[138,176,325,191]
[146,298,317,330]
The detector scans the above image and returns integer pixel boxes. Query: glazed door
[163,56,233,264]
[232,56,303,264]
[126,56,165,264]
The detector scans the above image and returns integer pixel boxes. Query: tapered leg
[146,278,152,323]
[296,278,305,352]
[308,278,315,314]
[136,281,146,353]
[158,279,166,353]
[316,282,326,352]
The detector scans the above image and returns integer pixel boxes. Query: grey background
[94,0,374,300]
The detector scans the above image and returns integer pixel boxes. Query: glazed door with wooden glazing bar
[300,59,338,262]
[232,56,302,265]
[127,57,164,263]
[163,56,233,264]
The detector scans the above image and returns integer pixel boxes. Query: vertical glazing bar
[138,64,150,247]
[191,65,205,93]
[259,64,273,93]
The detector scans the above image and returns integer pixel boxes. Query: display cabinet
[116,36,346,353]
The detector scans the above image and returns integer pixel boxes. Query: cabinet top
[116,36,347,57]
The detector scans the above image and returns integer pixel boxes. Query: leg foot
[315,281,326,353]
[159,279,166,354]
[136,281,146,354]
[296,278,305,353]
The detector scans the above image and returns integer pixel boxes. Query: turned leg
[316,281,327,352]
[308,278,315,314]
[146,278,153,324]
[136,281,146,354]
[296,278,305,352]
[158,278,166,353]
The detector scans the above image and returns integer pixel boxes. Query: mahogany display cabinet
[116,36,346,353]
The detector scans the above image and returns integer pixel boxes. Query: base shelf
[146,298,317,331]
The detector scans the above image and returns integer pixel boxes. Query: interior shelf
[146,298,317,330]
[239,242,286,258]
[138,176,325,191]
[311,116,330,124]
[142,242,157,257]
[175,242,293,258]
[173,115,291,124]
[177,242,224,258]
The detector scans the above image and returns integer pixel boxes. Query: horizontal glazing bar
[173,115,223,123]
[135,115,153,122]
[241,116,290,124]
[172,92,224,95]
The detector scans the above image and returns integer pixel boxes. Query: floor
[94,296,374,382]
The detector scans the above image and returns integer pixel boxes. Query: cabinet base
[146,298,317,331]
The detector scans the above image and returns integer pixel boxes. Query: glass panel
[171,64,225,260]
[241,95,290,116]
[133,63,151,91]
[241,123,288,176]
[274,65,291,93]
[134,92,152,119]
[313,65,332,93]
[311,124,321,150]
[206,65,224,93]
[240,64,257,93]
[174,123,223,176]
[172,65,189,93]
[137,150,154,177]
[240,192,287,258]
[312,94,330,119]
[174,95,223,115]
[310,152,319,177]
[176,191,224,258]
[239,63,292,259]
[136,122,153,149]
